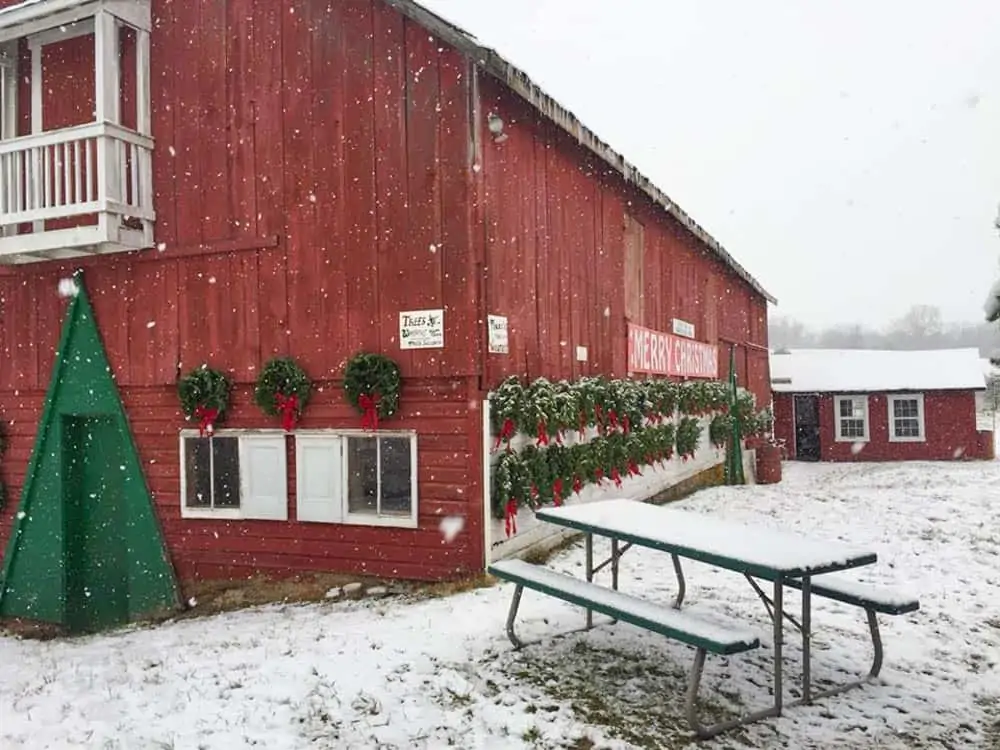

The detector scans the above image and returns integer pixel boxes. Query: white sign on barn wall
[399,309,444,349]
[672,318,696,339]
[487,315,509,354]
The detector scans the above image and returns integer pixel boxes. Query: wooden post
[95,9,120,234]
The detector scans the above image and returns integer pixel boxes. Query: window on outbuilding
[888,394,925,442]
[180,431,288,520]
[295,432,418,528]
[834,395,869,442]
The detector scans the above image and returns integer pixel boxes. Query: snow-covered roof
[770,348,986,393]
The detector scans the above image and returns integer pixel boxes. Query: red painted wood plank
[373,4,411,368]
[226,0,258,237]
[85,263,132,386]
[402,22,444,379]
[199,0,231,242]
[341,0,379,360]
[281,0,315,227]
[150,0,177,245]
[172,1,203,246]
[437,47,476,378]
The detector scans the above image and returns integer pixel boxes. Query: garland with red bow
[178,365,231,437]
[254,357,312,431]
[343,352,402,431]
[488,373,777,531]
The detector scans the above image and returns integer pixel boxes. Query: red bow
[504,499,518,537]
[552,477,564,507]
[359,393,380,431]
[611,466,623,488]
[493,418,516,451]
[535,421,549,447]
[275,392,299,432]
[194,405,218,437]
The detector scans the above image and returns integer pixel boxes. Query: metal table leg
[585,532,594,629]
[773,577,784,714]
[801,575,812,704]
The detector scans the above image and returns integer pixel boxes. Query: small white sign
[487,315,509,354]
[400,309,445,350]
[672,318,696,339]
[575,346,588,362]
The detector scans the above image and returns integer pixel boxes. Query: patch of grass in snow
[976,694,1000,749]
[495,638,748,749]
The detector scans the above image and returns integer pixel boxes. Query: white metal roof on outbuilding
[770,348,987,393]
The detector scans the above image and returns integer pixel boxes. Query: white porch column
[95,9,120,225]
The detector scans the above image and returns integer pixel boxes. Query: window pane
[841,418,865,438]
[212,437,241,508]
[839,399,853,418]
[894,417,920,438]
[380,438,412,516]
[184,438,211,508]
[347,437,379,515]
[894,399,918,418]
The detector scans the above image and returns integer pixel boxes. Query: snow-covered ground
[2,461,999,749]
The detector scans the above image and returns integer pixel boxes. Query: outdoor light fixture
[487,112,508,143]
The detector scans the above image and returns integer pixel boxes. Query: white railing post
[136,27,153,245]
[94,9,120,229]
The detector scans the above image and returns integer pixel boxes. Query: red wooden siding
[0,0,772,587]
[0,0,485,583]
[0,378,483,582]
[477,75,770,395]
[772,390,987,462]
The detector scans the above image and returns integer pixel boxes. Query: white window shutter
[295,435,343,523]
[240,435,289,521]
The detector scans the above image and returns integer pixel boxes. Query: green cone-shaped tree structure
[0,272,180,633]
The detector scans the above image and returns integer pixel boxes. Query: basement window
[834,395,869,442]
[295,432,418,528]
[888,394,925,442]
[180,431,288,520]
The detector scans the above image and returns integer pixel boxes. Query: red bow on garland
[194,405,219,437]
[493,418,516,451]
[359,393,381,431]
[275,392,299,432]
[504,499,518,537]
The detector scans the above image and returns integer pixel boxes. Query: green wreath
[255,357,311,430]
[178,365,231,435]
[344,352,402,428]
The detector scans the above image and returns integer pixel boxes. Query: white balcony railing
[0,121,153,230]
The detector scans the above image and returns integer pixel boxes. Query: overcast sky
[421,0,1000,330]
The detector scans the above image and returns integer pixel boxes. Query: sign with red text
[627,323,718,379]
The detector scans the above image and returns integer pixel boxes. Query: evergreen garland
[487,373,773,523]
[254,356,312,430]
[675,417,702,460]
[178,365,231,435]
[343,352,402,427]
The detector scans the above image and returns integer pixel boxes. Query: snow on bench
[489,558,761,655]
[786,575,920,616]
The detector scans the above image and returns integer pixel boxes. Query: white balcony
[0,0,153,264]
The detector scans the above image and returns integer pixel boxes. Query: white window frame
[833,394,870,442]
[179,429,288,521]
[294,430,419,529]
[887,393,925,443]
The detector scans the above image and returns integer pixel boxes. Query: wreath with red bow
[343,352,401,431]
[254,357,312,431]
[178,365,231,436]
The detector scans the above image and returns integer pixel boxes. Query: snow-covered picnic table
[489,497,920,739]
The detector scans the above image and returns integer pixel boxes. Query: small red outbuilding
[771,348,992,462]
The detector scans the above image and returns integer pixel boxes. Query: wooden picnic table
[532,498,887,734]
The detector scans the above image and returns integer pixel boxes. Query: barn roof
[770,348,987,393]
[387,0,776,304]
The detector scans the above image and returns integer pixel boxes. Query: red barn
[771,348,991,462]
[0,0,773,630]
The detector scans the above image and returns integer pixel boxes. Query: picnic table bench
[488,498,921,739]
